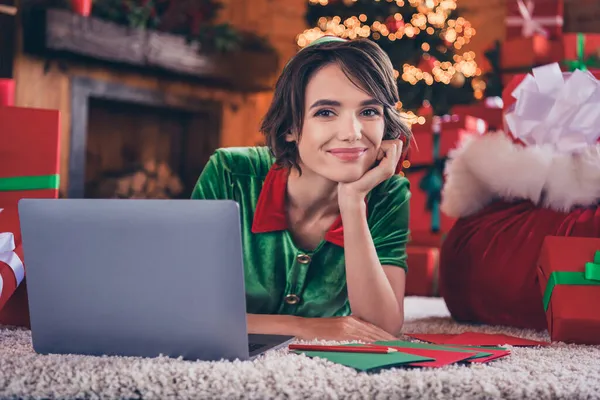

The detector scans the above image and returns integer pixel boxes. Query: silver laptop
[18,198,294,361]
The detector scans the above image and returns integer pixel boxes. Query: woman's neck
[286,164,339,219]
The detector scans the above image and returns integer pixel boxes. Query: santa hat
[441,63,600,217]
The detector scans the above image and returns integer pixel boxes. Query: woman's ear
[285,131,298,143]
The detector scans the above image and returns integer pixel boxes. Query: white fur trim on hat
[441,131,600,218]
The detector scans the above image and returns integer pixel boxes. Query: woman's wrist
[339,197,367,221]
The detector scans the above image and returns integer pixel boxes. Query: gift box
[501,72,521,86]
[0,210,24,310]
[405,168,456,234]
[0,106,61,206]
[404,116,482,234]
[500,35,564,70]
[537,236,600,344]
[407,115,486,165]
[409,231,447,248]
[0,79,15,107]
[506,0,564,40]
[451,101,504,131]
[406,246,440,297]
[502,63,600,148]
[0,106,61,327]
[562,33,600,71]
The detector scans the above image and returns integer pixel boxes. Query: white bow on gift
[505,0,562,38]
[504,63,600,153]
[0,230,25,299]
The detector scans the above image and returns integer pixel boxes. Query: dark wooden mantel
[22,8,280,92]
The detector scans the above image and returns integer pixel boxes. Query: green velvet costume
[191,147,410,317]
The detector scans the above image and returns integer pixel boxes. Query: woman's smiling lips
[327,147,368,161]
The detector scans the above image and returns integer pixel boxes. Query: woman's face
[286,63,386,183]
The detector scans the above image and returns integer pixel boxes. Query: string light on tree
[300,0,481,116]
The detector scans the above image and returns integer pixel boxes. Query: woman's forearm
[247,313,303,336]
[339,201,404,335]
[247,313,398,342]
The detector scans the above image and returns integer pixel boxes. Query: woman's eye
[361,108,381,117]
[315,109,335,117]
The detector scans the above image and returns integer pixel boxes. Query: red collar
[251,164,349,247]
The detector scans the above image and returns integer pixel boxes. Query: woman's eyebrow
[309,99,341,110]
[309,98,382,110]
[359,99,382,107]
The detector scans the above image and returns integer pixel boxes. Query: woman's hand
[296,316,398,342]
[337,139,403,205]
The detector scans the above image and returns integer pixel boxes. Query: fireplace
[68,76,222,199]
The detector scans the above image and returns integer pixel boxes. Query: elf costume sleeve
[367,176,411,271]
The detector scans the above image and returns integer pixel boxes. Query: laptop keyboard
[248,342,264,353]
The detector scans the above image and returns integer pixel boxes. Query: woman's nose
[337,115,362,142]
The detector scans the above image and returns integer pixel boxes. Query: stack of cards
[290,332,550,372]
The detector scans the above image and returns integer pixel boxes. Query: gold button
[284,294,300,305]
[297,254,311,264]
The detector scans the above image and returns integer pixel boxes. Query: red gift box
[408,116,486,165]
[405,168,456,234]
[562,33,600,71]
[0,79,15,107]
[506,0,564,40]
[0,208,24,310]
[409,231,447,248]
[451,103,504,131]
[500,35,564,70]
[537,236,600,344]
[415,114,488,136]
[502,72,522,86]
[406,246,440,297]
[72,0,92,16]
[0,106,61,327]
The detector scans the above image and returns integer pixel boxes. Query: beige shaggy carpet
[0,297,599,400]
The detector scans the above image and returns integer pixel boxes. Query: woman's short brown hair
[260,37,412,172]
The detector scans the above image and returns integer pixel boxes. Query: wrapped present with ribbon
[404,116,485,233]
[500,35,564,70]
[451,98,504,131]
[408,115,487,165]
[406,167,456,234]
[406,246,440,297]
[502,0,565,70]
[502,62,600,152]
[0,229,25,311]
[409,231,447,248]
[0,106,60,327]
[506,0,564,40]
[0,106,61,206]
[562,33,600,72]
[537,236,600,344]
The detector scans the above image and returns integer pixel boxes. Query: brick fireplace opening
[67,76,222,199]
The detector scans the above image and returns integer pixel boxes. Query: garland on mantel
[59,0,275,53]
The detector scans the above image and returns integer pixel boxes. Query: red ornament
[385,16,404,32]
[417,101,433,116]
[417,55,437,74]
[0,79,15,107]
[72,0,92,16]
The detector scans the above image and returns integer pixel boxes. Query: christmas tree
[299,0,485,120]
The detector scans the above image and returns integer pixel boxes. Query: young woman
[192,36,412,342]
